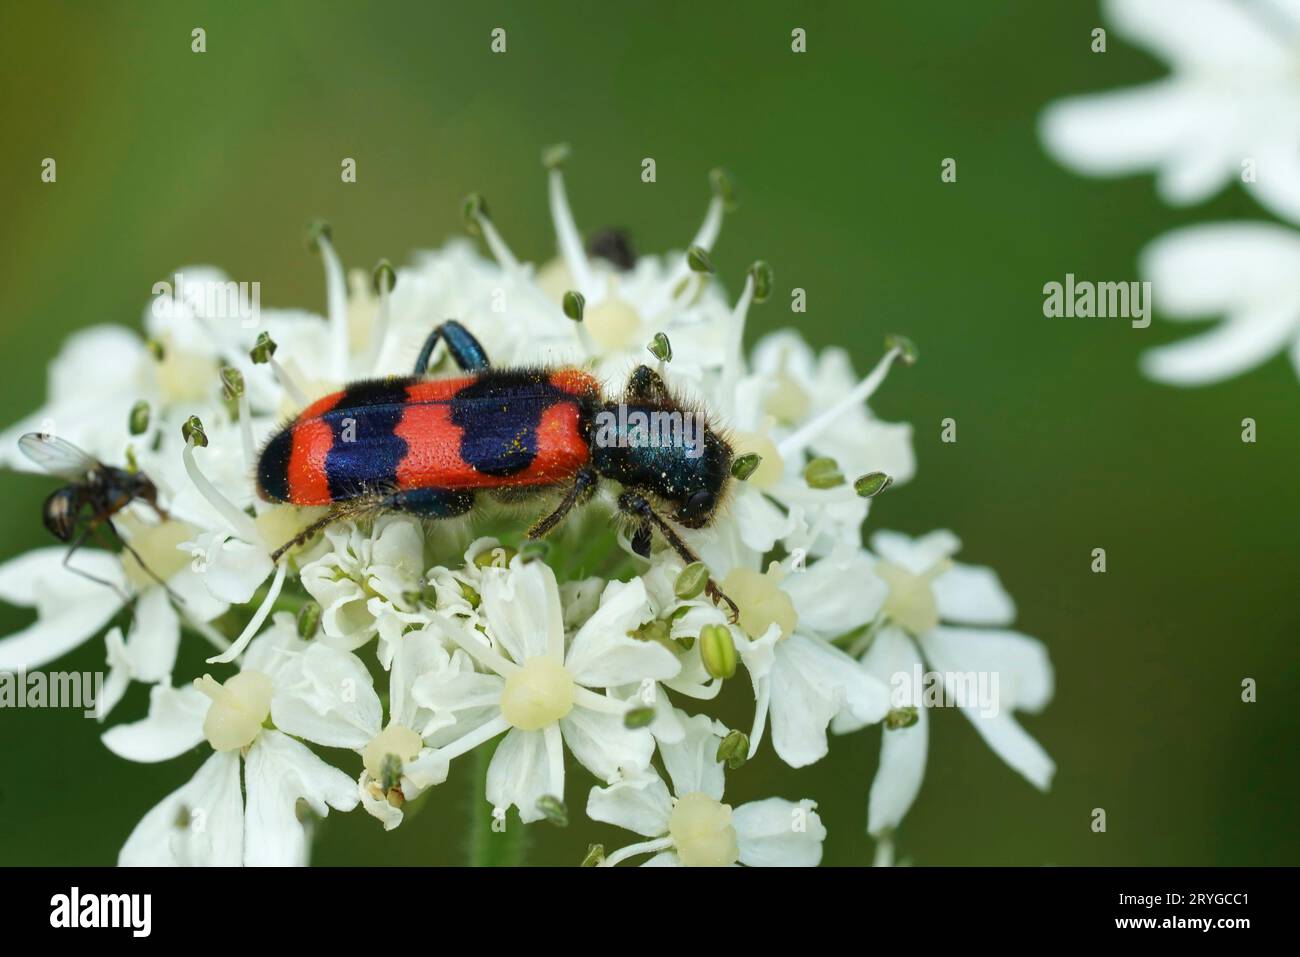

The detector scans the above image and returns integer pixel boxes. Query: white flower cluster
[0,153,1054,866]
[1040,0,1300,386]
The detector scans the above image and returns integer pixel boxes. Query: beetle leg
[526,469,597,539]
[268,499,378,563]
[616,491,739,622]
[413,319,491,375]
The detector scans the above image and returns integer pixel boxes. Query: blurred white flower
[1138,222,1300,384]
[1040,0,1300,223]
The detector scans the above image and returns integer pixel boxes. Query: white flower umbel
[415,558,680,823]
[1137,222,1300,385]
[298,515,429,667]
[1040,0,1300,223]
[589,712,827,866]
[113,616,358,865]
[845,530,1055,837]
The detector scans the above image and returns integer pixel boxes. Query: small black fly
[18,432,177,600]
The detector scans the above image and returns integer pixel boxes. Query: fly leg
[62,521,131,603]
[526,469,598,539]
[413,319,491,374]
[103,517,186,605]
[617,491,739,622]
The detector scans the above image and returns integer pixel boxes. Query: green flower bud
[623,706,655,729]
[581,844,605,867]
[542,142,571,170]
[885,707,919,730]
[305,218,332,253]
[715,729,749,769]
[462,193,489,236]
[731,453,762,481]
[854,471,893,498]
[562,290,586,321]
[372,259,396,295]
[885,334,918,365]
[700,624,737,680]
[220,365,245,401]
[674,562,709,600]
[128,400,151,437]
[647,331,672,363]
[709,167,738,211]
[296,601,322,640]
[181,415,208,448]
[748,260,773,303]
[250,332,278,364]
[803,456,845,489]
[686,244,715,274]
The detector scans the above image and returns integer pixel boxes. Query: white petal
[271,643,383,749]
[201,537,274,604]
[0,548,123,671]
[918,628,1055,790]
[480,559,564,663]
[124,586,181,682]
[733,798,826,867]
[769,634,889,767]
[586,773,673,837]
[918,625,1054,713]
[732,489,799,554]
[1039,80,1208,182]
[869,529,960,575]
[1141,222,1300,318]
[1140,308,1299,386]
[486,728,554,824]
[784,549,887,635]
[102,683,208,763]
[389,627,450,728]
[243,730,359,866]
[933,561,1016,626]
[119,751,243,866]
[566,579,679,688]
[857,628,930,834]
[659,711,727,800]
[561,706,655,781]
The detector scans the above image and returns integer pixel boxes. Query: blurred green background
[1,0,1295,866]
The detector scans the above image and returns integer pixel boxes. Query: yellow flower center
[500,657,575,731]
[763,352,811,424]
[585,290,641,350]
[116,517,196,589]
[877,559,950,635]
[732,427,784,491]
[155,336,218,403]
[670,792,740,867]
[721,562,797,641]
[195,671,272,751]
[362,723,424,780]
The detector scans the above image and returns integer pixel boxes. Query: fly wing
[17,432,101,480]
